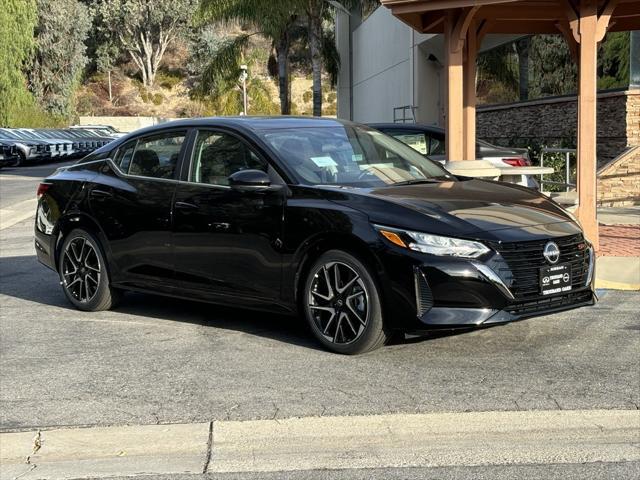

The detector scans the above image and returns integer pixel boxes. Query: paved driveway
[0,163,638,479]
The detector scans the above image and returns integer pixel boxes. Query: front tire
[58,228,121,311]
[303,250,388,354]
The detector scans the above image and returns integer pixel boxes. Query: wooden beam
[384,0,520,15]
[452,6,480,52]
[476,19,495,46]
[562,0,582,42]
[420,11,445,32]
[444,10,465,162]
[464,19,478,161]
[596,0,619,41]
[556,20,579,62]
[575,0,599,249]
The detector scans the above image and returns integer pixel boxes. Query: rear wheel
[303,250,388,354]
[58,228,121,311]
[14,152,25,167]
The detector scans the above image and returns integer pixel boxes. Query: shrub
[156,71,183,90]
[302,91,312,103]
[152,93,164,105]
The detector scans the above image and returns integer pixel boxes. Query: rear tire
[58,228,121,311]
[303,250,388,354]
[14,152,25,167]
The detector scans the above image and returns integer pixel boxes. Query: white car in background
[368,123,539,189]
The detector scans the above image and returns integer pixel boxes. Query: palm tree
[304,0,379,116]
[198,0,299,114]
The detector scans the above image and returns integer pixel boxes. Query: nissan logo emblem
[543,241,561,264]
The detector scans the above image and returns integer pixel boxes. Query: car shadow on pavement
[0,254,322,351]
[0,254,473,351]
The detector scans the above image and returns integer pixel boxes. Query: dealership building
[335,5,640,212]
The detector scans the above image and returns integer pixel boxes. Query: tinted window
[189,131,266,186]
[429,134,445,155]
[128,132,186,179]
[114,140,136,172]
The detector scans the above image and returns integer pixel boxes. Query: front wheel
[303,250,388,354]
[58,228,121,311]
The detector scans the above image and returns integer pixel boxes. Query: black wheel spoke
[62,237,101,303]
[308,261,369,345]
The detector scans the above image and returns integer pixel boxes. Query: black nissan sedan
[34,117,595,354]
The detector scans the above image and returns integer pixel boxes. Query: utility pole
[240,65,248,115]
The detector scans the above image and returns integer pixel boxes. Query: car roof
[120,116,358,137]
[367,123,445,135]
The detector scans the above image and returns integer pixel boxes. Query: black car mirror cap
[228,169,272,191]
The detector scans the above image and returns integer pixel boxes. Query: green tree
[93,0,197,87]
[598,32,630,90]
[530,35,577,98]
[0,0,37,126]
[28,0,90,116]
[198,0,300,114]
[188,26,279,115]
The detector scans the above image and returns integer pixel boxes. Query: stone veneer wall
[477,90,639,169]
[597,147,640,207]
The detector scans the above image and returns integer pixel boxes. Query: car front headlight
[375,225,490,258]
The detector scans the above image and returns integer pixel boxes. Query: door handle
[175,201,199,210]
[90,189,112,199]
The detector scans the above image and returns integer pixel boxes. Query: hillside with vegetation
[2,0,355,128]
[0,0,632,128]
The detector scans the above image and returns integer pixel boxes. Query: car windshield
[262,125,452,187]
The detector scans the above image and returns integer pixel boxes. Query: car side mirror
[228,169,271,191]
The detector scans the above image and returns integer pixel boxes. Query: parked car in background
[0,141,20,168]
[0,127,116,166]
[0,130,52,165]
[71,125,125,138]
[35,117,595,354]
[368,123,539,189]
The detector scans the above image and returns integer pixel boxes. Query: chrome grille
[490,234,590,299]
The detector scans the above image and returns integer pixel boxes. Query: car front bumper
[376,239,596,331]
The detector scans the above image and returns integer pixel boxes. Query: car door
[87,129,188,289]
[172,128,285,303]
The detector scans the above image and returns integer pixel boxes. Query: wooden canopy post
[576,0,599,248]
[464,19,478,161]
[444,11,465,162]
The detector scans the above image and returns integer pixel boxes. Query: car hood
[321,179,581,241]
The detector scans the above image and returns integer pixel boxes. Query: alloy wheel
[307,261,369,345]
[61,237,101,303]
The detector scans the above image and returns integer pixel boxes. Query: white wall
[350,7,412,123]
[78,116,177,133]
[336,5,525,126]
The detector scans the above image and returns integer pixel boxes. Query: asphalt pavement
[1,162,639,479]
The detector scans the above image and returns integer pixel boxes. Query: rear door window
[127,131,187,179]
[428,134,445,155]
[113,140,136,172]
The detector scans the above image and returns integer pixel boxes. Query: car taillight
[37,183,51,198]
[502,158,530,167]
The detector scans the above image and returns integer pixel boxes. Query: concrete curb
[595,279,640,291]
[1,410,638,479]
[596,256,640,291]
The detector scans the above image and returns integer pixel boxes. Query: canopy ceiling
[380,0,640,35]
